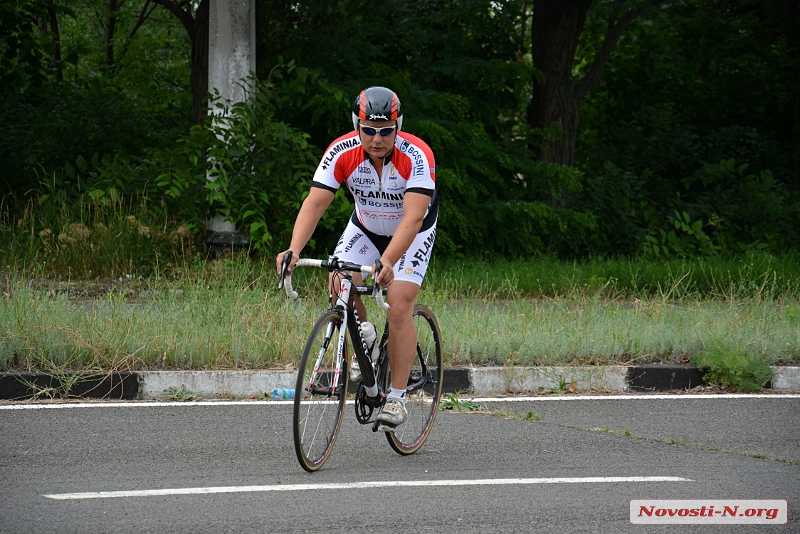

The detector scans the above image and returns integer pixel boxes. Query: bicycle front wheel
[293,309,349,472]
[386,304,444,455]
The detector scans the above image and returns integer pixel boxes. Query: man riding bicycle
[276,86,438,431]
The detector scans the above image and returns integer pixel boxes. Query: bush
[12,63,350,257]
[680,159,800,253]
[692,350,773,393]
[0,78,188,198]
[410,91,598,258]
[480,201,597,258]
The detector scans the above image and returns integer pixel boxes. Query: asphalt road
[1,395,798,533]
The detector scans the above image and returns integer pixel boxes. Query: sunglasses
[360,124,397,136]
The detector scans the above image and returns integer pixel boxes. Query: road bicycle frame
[281,254,389,400]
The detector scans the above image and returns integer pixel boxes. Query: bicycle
[279,252,443,472]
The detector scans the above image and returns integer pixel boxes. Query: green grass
[4,193,800,299]
[424,253,800,301]
[437,297,799,367]
[439,392,483,412]
[1,253,799,373]
[0,264,302,371]
[163,385,203,401]
[691,349,774,392]
[493,410,544,421]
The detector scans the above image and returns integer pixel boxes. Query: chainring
[354,383,374,424]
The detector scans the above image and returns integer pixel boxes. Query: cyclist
[277,86,437,431]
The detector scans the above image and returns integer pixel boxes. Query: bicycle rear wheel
[293,309,349,472]
[386,304,443,455]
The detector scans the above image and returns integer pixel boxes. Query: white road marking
[0,400,294,409]
[43,476,692,500]
[2,394,799,410]
[467,394,800,402]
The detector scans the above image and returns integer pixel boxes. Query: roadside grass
[163,385,203,401]
[439,392,482,412]
[0,264,307,371]
[436,296,800,368]
[691,349,774,393]
[1,253,799,377]
[424,253,800,301]
[493,410,544,422]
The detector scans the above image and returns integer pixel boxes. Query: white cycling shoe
[376,399,407,432]
[349,359,362,382]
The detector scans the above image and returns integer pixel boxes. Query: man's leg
[376,222,435,429]
[386,280,420,391]
[329,218,381,322]
[375,280,419,429]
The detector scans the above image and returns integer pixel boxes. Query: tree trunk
[795,92,800,188]
[39,3,63,82]
[153,0,209,125]
[190,0,209,125]
[526,0,592,167]
[771,0,800,187]
[103,0,119,73]
[526,0,650,170]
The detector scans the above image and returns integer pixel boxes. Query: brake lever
[374,259,383,288]
[278,250,292,290]
[372,259,389,311]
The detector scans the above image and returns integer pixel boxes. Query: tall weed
[0,194,199,278]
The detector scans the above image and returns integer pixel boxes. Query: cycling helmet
[351,86,403,131]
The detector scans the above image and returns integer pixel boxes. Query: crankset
[354,382,385,424]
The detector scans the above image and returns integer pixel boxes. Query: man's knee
[386,282,418,322]
[387,303,413,325]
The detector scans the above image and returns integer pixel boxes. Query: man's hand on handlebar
[277,249,297,289]
[277,250,297,275]
[373,258,394,288]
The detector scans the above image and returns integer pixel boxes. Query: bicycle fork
[306,319,345,397]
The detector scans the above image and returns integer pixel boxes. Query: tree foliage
[577,0,800,255]
[1,0,798,266]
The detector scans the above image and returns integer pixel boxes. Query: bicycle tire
[385,304,443,455]
[293,309,349,472]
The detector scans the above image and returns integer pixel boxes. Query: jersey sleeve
[312,132,362,192]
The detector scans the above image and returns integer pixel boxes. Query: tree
[99,0,159,74]
[0,0,49,94]
[573,0,800,255]
[764,0,800,186]
[152,0,208,124]
[526,0,655,168]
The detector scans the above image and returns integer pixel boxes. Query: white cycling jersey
[312,130,437,237]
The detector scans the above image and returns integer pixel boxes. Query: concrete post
[206,0,256,252]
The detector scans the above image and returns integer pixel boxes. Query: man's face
[358,120,397,160]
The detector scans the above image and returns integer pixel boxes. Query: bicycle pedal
[377,422,397,433]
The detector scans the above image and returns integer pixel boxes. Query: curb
[1,366,798,401]
[0,372,139,400]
